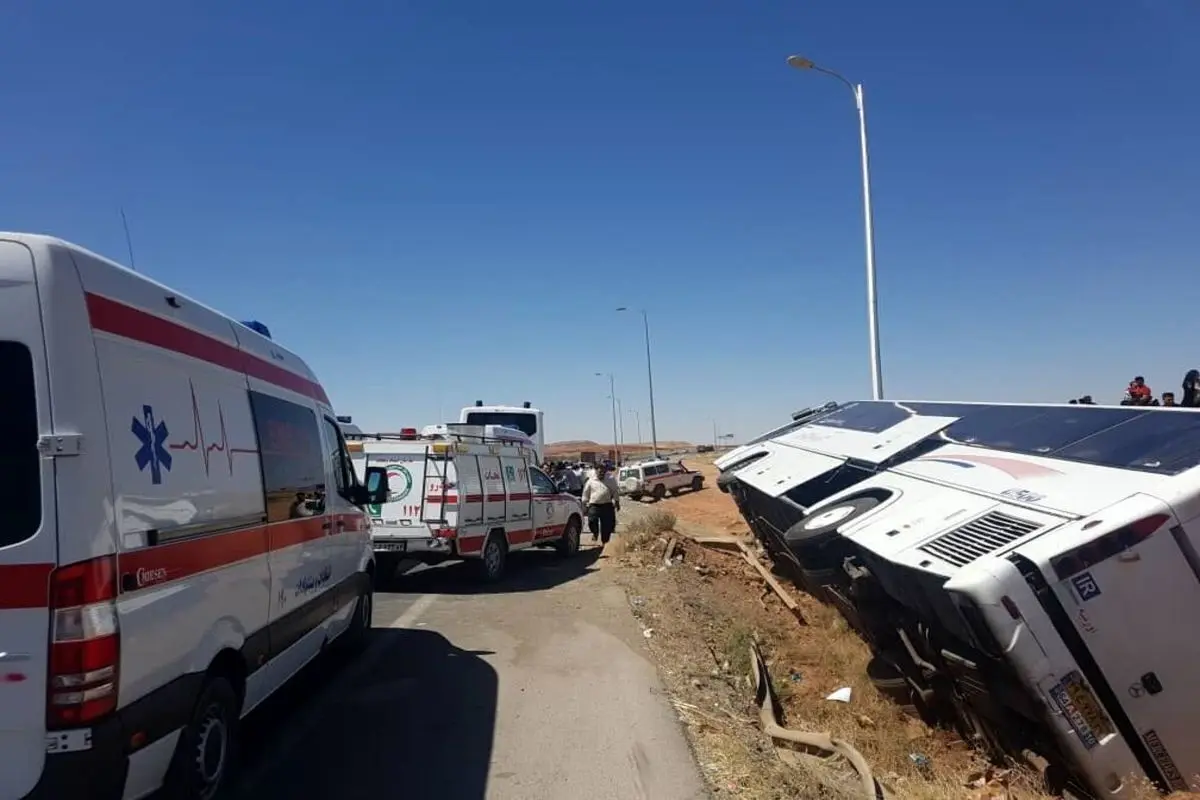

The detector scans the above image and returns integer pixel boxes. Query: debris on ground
[605,457,1103,800]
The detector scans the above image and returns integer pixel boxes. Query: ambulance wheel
[476,532,508,582]
[691,476,704,492]
[630,492,644,501]
[555,516,582,556]
[341,584,373,652]
[652,484,667,501]
[164,676,240,800]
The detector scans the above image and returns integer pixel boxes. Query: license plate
[375,541,408,553]
[1049,671,1113,749]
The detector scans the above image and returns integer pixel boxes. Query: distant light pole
[628,408,642,449]
[616,398,626,450]
[595,372,620,464]
[616,307,659,456]
[786,54,883,400]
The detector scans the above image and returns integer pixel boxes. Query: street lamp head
[615,306,628,312]
[786,55,815,70]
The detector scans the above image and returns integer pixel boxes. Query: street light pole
[617,307,659,456]
[595,372,620,464]
[629,408,642,449]
[786,55,884,401]
[616,397,625,452]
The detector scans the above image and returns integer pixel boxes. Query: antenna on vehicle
[120,208,137,272]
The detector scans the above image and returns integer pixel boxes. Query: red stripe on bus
[0,563,55,609]
[85,293,331,405]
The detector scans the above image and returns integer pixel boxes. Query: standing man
[581,463,621,545]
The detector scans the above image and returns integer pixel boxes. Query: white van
[353,424,585,581]
[0,234,389,800]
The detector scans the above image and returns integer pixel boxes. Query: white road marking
[233,593,438,794]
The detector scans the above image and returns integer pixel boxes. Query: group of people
[1070,371,1200,408]
[542,459,623,544]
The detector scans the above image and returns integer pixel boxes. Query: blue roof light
[240,320,272,339]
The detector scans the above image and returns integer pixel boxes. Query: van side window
[529,468,557,495]
[249,391,326,522]
[0,342,40,547]
[322,416,356,499]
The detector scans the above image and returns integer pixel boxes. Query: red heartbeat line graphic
[169,380,259,476]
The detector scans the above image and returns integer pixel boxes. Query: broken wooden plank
[663,537,678,566]
[736,545,807,624]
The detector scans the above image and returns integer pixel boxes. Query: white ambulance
[0,234,389,800]
[353,423,585,581]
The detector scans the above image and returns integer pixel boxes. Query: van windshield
[1,342,41,547]
[464,412,538,437]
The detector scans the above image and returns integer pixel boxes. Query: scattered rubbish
[825,686,853,703]
[630,596,645,607]
[690,678,703,689]
[855,714,876,729]
[789,671,803,682]
[908,752,932,774]
[643,628,654,638]
[663,537,678,566]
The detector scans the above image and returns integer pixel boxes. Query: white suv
[619,459,704,501]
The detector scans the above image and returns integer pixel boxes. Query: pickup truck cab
[619,459,704,501]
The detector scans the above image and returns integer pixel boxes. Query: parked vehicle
[0,233,389,800]
[720,399,1200,798]
[461,401,545,463]
[619,459,704,501]
[352,423,584,581]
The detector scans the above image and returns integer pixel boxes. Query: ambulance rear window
[0,342,40,547]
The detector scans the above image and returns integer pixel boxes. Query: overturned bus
[718,400,1200,797]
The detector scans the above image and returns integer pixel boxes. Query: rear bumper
[24,716,126,800]
[373,535,453,556]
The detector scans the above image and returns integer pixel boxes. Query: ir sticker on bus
[1070,571,1101,602]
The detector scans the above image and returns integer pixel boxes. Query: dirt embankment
[607,458,1181,800]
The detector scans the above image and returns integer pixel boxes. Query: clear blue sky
[3,0,1198,444]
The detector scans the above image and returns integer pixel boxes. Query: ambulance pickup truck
[352,424,585,581]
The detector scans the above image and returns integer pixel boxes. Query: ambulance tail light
[47,556,120,728]
[1051,513,1170,581]
[399,428,418,440]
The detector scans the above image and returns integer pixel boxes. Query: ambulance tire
[341,583,373,652]
[555,516,582,556]
[652,483,667,501]
[163,675,240,800]
[630,492,644,501]
[476,531,508,583]
[691,476,704,492]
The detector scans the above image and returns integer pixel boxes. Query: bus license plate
[376,541,408,553]
[1050,671,1113,749]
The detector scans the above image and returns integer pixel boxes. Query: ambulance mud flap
[1008,553,1169,791]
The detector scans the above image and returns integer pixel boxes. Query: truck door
[0,240,58,798]
[1051,499,1200,792]
[529,467,562,543]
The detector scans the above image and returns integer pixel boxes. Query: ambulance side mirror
[360,466,390,506]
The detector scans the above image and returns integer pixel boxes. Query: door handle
[321,521,333,533]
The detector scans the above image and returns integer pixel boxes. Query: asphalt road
[227,542,709,800]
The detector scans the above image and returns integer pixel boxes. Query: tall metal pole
[854,83,883,400]
[713,420,718,451]
[630,408,642,448]
[608,374,619,465]
[642,310,660,456]
[786,56,883,400]
[621,406,627,451]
